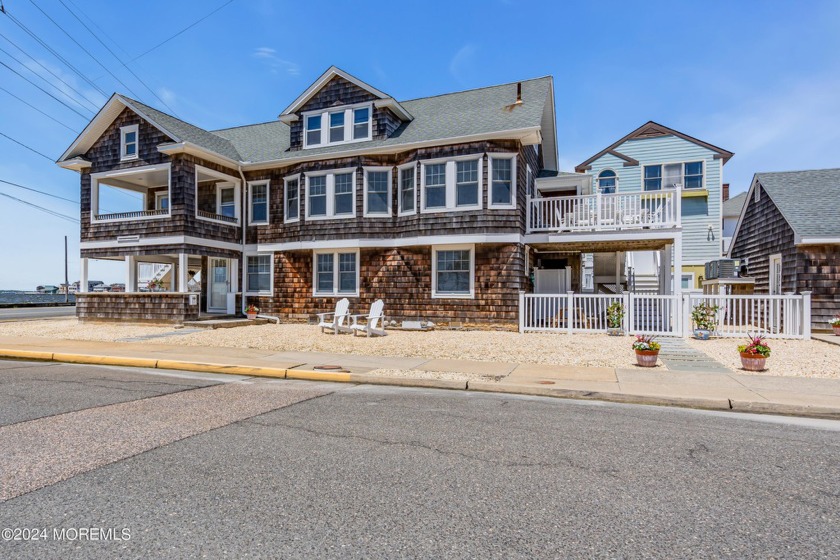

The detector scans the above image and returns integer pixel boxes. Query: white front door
[208,258,229,312]
[769,254,782,295]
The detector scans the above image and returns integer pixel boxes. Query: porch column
[79,258,89,293]
[125,256,136,292]
[177,253,189,293]
[661,246,672,295]
[615,251,621,291]
[673,234,683,294]
[230,259,239,293]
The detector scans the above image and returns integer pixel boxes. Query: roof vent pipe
[515,82,523,105]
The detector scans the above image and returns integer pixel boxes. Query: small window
[285,177,299,222]
[306,114,322,146]
[313,250,359,296]
[490,156,514,207]
[399,165,416,214]
[218,186,235,218]
[308,175,327,217]
[597,169,617,194]
[334,172,354,215]
[456,160,479,207]
[644,165,662,191]
[424,163,446,209]
[433,246,474,298]
[329,111,345,143]
[246,255,272,293]
[353,107,370,140]
[155,191,168,211]
[365,169,390,216]
[120,125,138,160]
[684,161,703,189]
[663,163,682,189]
[249,182,268,225]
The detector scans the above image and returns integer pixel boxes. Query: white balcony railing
[527,188,681,233]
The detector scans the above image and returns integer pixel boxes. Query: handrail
[94,209,168,220]
[197,210,239,224]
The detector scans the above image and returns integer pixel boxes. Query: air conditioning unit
[705,259,737,280]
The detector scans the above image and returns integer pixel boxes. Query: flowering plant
[830,314,840,327]
[632,335,660,352]
[607,302,625,329]
[245,304,260,314]
[148,278,165,291]
[691,302,719,331]
[737,333,771,358]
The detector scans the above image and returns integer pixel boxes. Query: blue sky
[1,0,839,289]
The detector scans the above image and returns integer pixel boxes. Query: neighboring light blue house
[575,121,734,289]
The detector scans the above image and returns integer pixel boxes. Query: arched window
[597,169,617,194]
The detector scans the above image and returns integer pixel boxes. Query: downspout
[237,164,280,324]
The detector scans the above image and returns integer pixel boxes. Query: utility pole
[64,235,69,303]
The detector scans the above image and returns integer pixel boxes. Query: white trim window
[154,191,169,211]
[313,249,359,296]
[432,245,475,299]
[644,161,704,191]
[597,169,617,194]
[488,154,517,208]
[363,167,392,217]
[398,163,416,215]
[216,183,236,218]
[420,155,483,213]
[248,180,269,225]
[303,103,373,149]
[120,124,139,161]
[245,254,273,294]
[284,175,300,223]
[305,169,357,220]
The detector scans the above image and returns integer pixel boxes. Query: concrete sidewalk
[1,335,839,419]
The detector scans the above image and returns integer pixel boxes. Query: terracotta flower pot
[635,349,659,367]
[246,312,258,320]
[832,325,840,336]
[740,352,767,372]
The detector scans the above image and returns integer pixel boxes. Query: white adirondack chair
[317,298,352,334]
[350,299,387,337]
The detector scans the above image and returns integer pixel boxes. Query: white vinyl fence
[519,291,812,339]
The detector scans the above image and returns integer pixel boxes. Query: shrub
[830,314,840,327]
[245,304,260,314]
[607,301,625,329]
[691,302,719,331]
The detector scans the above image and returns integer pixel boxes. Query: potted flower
[738,333,771,371]
[245,304,259,320]
[691,302,719,340]
[632,335,661,367]
[148,278,165,292]
[830,314,840,336]
[606,301,625,336]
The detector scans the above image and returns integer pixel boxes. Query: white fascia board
[279,66,392,117]
[157,142,241,170]
[56,157,92,172]
[253,233,523,253]
[80,235,243,252]
[796,237,840,246]
[524,228,681,245]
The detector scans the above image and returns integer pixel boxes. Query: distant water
[0,293,75,305]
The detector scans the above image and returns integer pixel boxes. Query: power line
[0,30,100,112]
[1,7,108,97]
[55,0,180,116]
[0,85,77,131]
[0,177,78,204]
[0,131,55,161]
[27,0,144,101]
[131,0,235,62]
[65,0,130,59]
[0,59,91,119]
[0,190,79,223]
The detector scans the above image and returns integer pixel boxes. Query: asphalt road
[0,306,76,321]
[1,360,838,559]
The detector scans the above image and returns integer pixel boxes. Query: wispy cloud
[449,44,478,85]
[21,58,105,114]
[157,87,177,107]
[252,47,300,77]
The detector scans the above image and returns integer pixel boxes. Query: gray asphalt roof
[722,192,747,217]
[125,77,552,165]
[756,168,840,237]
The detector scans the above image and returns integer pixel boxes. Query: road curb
[0,349,54,361]
[155,360,287,378]
[729,400,840,420]
[286,369,353,383]
[348,373,467,391]
[52,353,159,369]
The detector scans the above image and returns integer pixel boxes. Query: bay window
[432,245,475,299]
[313,250,359,296]
[423,163,446,209]
[456,160,479,207]
[420,155,485,212]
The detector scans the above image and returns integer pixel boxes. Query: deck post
[566,291,574,334]
[622,292,631,335]
[802,291,812,340]
[682,291,692,338]
[125,256,136,292]
[177,253,189,293]
[79,257,89,293]
[525,195,531,232]
[674,184,682,226]
[518,291,525,333]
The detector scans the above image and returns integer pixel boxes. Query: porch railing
[526,188,681,233]
[197,210,239,224]
[519,291,812,339]
[94,209,168,221]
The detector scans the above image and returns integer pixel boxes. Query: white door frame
[769,253,782,295]
[208,258,229,312]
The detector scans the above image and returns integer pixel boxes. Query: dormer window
[120,124,138,160]
[302,103,373,149]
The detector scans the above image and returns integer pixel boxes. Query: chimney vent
[515,82,522,105]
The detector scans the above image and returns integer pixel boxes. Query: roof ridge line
[399,75,551,104]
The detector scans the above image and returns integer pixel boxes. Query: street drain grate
[314,365,344,370]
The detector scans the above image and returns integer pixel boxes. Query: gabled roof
[722,192,747,218]
[278,65,411,121]
[575,121,734,172]
[754,168,840,238]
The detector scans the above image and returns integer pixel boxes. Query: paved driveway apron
[657,338,731,373]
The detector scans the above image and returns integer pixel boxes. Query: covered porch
[90,163,171,222]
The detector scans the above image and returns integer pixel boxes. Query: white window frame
[90,162,172,223]
[120,124,139,161]
[680,272,695,291]
[488,153,517,209]
[247,180,270,226]
[420,154,484,214]
[304,168,357,220]
[312,249,360,297]
[431,244,475,299]
[302,102,373,149]
[769,253,782,295]
[154,191,169,211]
[195,165,241,226]
[642,160,706,191]
[363,166,392,217]
[244,253,274,295]
[284,174,301,224]
[596,168,618,194]
[398,162,417,216]
[216,182,237,219]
